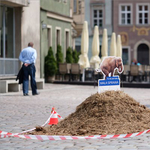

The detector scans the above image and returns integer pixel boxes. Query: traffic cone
[48,107,58,125]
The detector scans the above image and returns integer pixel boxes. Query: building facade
[0,0,40,78]
[40,0,74,78]
[74,0,113,60]
[0,0,74,79]
[113,0,150,65]
[70,0,85,37]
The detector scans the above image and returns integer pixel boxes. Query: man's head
[28,42,34,47]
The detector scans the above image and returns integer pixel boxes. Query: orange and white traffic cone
[48,107,58,125]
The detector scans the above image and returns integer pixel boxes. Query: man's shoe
[32,92,40,96]
[24,93,29,96]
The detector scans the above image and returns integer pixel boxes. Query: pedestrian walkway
[0,84,150,150]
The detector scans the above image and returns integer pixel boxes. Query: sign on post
[96,56,124,93]
[98,76,120,93]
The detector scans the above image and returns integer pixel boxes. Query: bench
[0,80,21,93]
[0,78,44,93]
[29,78,45,90]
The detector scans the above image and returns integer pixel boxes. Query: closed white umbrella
[101,29,108,61]
[117,35,122,58]
[90,26,101,69]
[110,32,117,56]
[78,21,90,81]
[78,21,90,69]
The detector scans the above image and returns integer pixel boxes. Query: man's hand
[24,63,29,67]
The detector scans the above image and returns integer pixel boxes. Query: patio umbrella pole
[82,68,85,82]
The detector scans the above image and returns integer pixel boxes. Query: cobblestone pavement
[0,84,150,150]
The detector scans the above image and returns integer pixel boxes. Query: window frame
[65,29,70,50]
[92,7,104,28]
[63,0,67,3]
[136,3,150,25]
[54,0,61,3]
[119,4,133,26]
[55,27,61,54]
[73,0,77,13]
[64,28,70,60]
[47,25,52,48]
[122,46,131,65]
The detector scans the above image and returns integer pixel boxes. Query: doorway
[137,44,149,65]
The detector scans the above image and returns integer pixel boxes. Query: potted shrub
[56,45,63,72]
[66,47,73,63]
[72,49,79,63]
[45,47,57,82]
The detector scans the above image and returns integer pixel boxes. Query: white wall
[21,0,40,78]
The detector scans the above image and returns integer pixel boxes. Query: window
[0,6,19,76]
[47,27,52,48]
[137,4,149,25]
[56,29,60,46]
[75,45,81,53]
[73,0,77,13]
[54,0,61,2]
[0,6,15,58]
[78,0,82,14]
[64,30,69,59]
[65,31,69,50]
[55,27,61,53]
[120,5,132,25]
[0,6,3,58]
[93,9,103,28]
[122,48,129,65]
[63,0,67,3]
[74,0,82,14]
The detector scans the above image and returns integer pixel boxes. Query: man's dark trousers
[22,64,37,95]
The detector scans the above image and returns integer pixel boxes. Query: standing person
[19,42,39,96]
[131,59,137,65]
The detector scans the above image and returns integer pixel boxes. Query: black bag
[16,66,24,84]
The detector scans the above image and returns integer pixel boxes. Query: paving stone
[95,146,118,150]
[64,147,86,150]
[137,146,150,150]
[118,148,137,150]
[0,84,150,149]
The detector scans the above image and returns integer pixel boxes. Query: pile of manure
[29,90,150,136]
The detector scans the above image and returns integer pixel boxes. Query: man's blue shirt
[19,47,37,64]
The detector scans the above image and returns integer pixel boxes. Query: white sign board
[96,56,124,93]
[98,76,120,93]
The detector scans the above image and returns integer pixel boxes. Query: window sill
[118,24,133,27]
[135,24,150,27]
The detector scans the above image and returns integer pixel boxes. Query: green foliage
[66,47,73,63]
[77,51,81,57]
[45,47,57,77]
[72,50,79,63]
[56,45,63,69]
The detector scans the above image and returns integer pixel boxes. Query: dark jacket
[16,66,24,84]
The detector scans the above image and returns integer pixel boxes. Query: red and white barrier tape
[0,110,150,140]
[0,134,9,138]
[18,111,56,135]
[0,110,63,137]
[0,129,150,140]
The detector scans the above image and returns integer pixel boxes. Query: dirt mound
[30,90,150,136]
